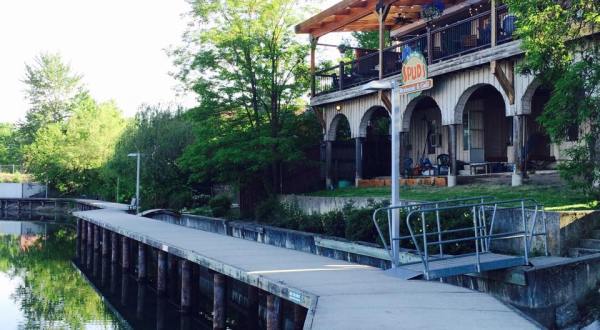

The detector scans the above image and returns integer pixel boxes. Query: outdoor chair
[437,154,450,176]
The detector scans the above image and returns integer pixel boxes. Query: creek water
[0,211,301,330]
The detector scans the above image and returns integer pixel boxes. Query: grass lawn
[309,183,599,211]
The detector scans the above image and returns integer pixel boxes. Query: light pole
[127,152,141,214]
[362,80,401,267]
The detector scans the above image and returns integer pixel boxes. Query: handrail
[371,196,495,261]
[404,198,548,279]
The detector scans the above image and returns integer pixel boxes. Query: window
[567,125,579,142]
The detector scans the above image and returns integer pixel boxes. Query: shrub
[321,210,346,237]
[208,194,231,218]
[254,197,283,224]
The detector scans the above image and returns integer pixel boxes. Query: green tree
[504,0,600,198]
[23,96,125,194]
[0,123,22,164]
[20,53,85,143]
[173,0,319,198]
[101,106,195,209]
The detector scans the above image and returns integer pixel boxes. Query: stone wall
[278,195,390,214]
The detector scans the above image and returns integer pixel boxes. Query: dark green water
[0,213,125,329]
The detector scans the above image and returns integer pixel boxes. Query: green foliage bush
[209,194,231,218]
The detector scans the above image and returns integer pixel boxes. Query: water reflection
[0,212,123,329]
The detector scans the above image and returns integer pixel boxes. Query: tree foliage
[173,0,320,195]
[101,106,195,209]
[20,53,85,143]
[505,0,600,198]
[23,96,125,194]
[0,123,22,164]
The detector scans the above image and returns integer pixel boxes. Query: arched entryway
[456,84,511,172]
[359,106,391,179]
[403,96,447,176]
[325,114,355,188]
[526,86,555,168]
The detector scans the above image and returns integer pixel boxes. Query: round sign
[402,52,428,85]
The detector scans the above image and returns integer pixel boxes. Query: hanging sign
[400,51,433,95]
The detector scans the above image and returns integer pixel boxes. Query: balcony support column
[325,140,333,189]
[354,137,364,187]
[310,36,318,97]
[448,124,458,187]
[512,114,526,186]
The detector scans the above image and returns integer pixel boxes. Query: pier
[71,200,537,329]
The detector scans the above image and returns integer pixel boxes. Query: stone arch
[358,106,390,137]
[326,113,352,141]
[453,83,508,124]
[401,95,440,132]
[520,78,543,115]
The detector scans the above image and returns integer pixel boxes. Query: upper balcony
[296,0,518,99]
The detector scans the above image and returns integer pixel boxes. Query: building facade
[296,0,578,188]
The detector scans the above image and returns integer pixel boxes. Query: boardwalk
[74,204,537,329]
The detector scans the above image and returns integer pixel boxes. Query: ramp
[372,198,549,280]
[390,253,526,280]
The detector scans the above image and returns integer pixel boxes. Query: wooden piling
[102,228,109,257]
[87,222,93,247]
[111,232,119,264]
[180,260,192,313]
[137,243,146,281]
[122,236,130,270]
[136,282,146,320]
[247,286,259,329]
[266,294,281,330]
[76,218,81,259]
[156,297,166,330]
[93,225,100,251]
[121,268,129,306]
[293,305,307,330]
[157,250,167,296]
[213,273,226,330]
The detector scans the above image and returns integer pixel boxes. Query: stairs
[568,230,600,257]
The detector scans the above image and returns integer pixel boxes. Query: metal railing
[312,5,516,95]
[372,196,496,262]
[373,198,548,277]
[406,199,548,279]
[0,164,23,174]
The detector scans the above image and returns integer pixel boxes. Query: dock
[73,202,537,329]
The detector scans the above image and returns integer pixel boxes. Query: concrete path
[74,206,537,330]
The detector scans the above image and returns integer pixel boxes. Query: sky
[0,0,342,123]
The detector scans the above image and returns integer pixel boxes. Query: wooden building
[296,0,576,188]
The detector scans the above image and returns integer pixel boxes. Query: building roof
[295,0,465,38]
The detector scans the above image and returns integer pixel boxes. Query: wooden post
[448,124,458,187]
[213,273,226,330]
[86,223,93,269]
[137,243,146,281]
[101,256,109,286]
[87,222,93,248]
[512,115,525,186]
[110,259,118,294]
[426,26,433,64]
[354,137,364,187]
[137,282,146,320]
[293,305,307,330]
[247,286,259,329]
[102,228,109,257]
[122,236,130,270]
[180,260,192,313]
[325,140,333,189]
[266,294,281,330]
[156,297,166,330]
[76,219,81,259]
[168,254,178,297]
[338,62,345,91]
[121,267,129,306]
[157,250,167,296]
[377,1,391,79]
[491,0,497,47]
[310,36,318,97]
[111,232,119,264]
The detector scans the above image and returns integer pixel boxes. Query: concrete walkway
[74,205,537,329]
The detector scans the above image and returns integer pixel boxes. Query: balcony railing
[313,5,515,96]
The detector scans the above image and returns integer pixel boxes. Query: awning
[295,0,464,38]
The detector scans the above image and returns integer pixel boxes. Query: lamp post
[127,152,141,214]
[362,80,401,267]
